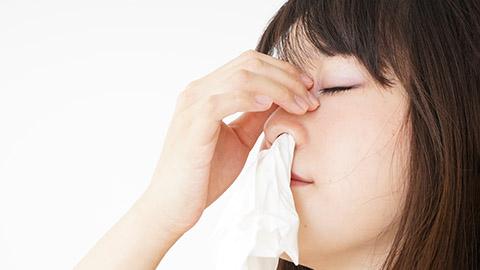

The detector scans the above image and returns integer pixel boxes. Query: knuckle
[177,88,195,104]
[244,58,264,70]
[231,90,244,103]
[278,87,294,103]
[293,80,307,92]
[185,79,199,89]
[202,94,220,115]
[240,49,257,59]
[231,69,252,84]
[283,64,301,76]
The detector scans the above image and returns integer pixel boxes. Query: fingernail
[255,95,272,106]
[300,73,313,86]
[294,95,308,111]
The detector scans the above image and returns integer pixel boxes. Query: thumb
[228,103,279,149]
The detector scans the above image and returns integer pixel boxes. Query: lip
[290,172,314,185]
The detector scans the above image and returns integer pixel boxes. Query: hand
[148,49,319,234]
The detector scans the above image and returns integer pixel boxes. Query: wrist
[138,186,190,238]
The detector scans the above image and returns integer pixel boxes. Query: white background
[0,1,286,269]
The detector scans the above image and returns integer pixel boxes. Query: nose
[263,108,309,150]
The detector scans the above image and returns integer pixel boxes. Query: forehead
[277,30,346,77]
[277,32,323,73]
[273,17,401,90]
[276,21,375,84]
[281,46,368,82]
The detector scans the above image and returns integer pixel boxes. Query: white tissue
[211,133,299,270]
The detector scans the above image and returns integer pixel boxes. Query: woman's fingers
[202,50,316,99]
[226,57,319,110]
[231,50,314,85]
[189,69,316,122]
[228,50,307,80]
[227,104,279,149]
[175,48,322,138]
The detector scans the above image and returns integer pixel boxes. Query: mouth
[290,171,314,186]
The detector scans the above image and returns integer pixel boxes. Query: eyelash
[318,86,354,96]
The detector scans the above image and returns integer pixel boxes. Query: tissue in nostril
[211,133,300,270]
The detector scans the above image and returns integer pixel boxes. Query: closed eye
[318,86,354,96]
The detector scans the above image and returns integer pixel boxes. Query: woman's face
[260,53,411,268]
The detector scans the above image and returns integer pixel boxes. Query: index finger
[235,50,313,86]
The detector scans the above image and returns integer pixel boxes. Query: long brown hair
[254,1,480,269]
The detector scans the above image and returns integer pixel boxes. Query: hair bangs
[256,0,409,88]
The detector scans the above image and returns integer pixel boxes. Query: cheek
[293,92,409,258]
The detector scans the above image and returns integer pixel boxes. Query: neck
[308,243,391,270]
[294,229,396,270]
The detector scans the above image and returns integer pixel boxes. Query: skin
[271,54,411,269]
[75,49,319,270]
[74,48,410,270]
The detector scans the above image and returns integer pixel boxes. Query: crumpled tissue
[211,133,299,270]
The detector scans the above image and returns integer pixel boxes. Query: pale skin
[271,54,410,269]
[75,47,410,269]
[74,49,319,270]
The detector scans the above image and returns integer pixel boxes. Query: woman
[75,0,480,269]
